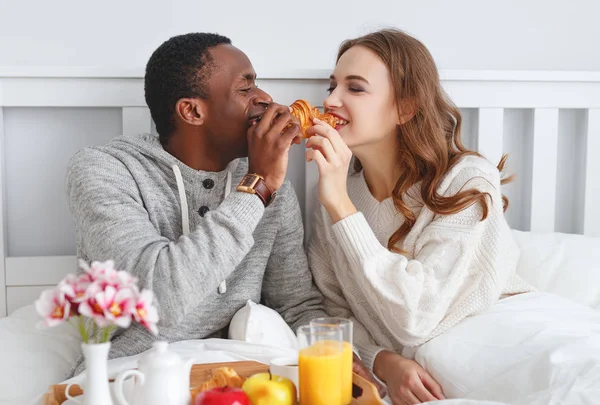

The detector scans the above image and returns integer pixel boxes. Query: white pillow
[0,304,82,405]
[228,300,298,350]
[410,292,600,404]
[512,230,600,310]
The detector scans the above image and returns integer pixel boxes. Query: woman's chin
[339,132,360,149]
[337,126,351,142]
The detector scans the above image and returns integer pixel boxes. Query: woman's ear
[175,98,206,126]
[397,99,417,125]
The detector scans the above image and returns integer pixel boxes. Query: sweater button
[203,179,215,189]
[198,206,210,217]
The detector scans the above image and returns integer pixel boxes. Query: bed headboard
[1,68,599,317]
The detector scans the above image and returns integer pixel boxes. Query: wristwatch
[236,173,276,207]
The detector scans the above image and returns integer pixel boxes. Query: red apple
[194,387,251,405]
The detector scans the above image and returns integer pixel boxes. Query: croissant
[289,99,338,138]
[193,367,246,395]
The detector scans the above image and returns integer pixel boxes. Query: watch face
[240,175,257,187]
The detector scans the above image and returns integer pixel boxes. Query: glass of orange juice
[310,318,354,405]
[297,324,343,405]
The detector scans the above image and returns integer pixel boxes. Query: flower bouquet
[35,260,159,405]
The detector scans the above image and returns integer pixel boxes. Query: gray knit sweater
[66,133,326,376]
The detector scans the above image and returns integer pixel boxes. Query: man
[67,32,383,394]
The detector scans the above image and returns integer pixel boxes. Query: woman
[305,29,600,405]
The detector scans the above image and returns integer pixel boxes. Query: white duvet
[3,229,600,405]
[4,291,600,405]
[408,292,600,405]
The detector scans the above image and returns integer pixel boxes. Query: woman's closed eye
[348,86,364,93]
[327,85,364,94]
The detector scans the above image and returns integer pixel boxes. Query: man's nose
[254,88,273,106]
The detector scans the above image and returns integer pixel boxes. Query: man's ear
[397,98,417,126]
[175,98,206,126]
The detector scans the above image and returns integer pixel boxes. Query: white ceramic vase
[65,342,114,405]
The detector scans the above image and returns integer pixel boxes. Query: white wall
[2,0,600,315]
[1,0,599,72]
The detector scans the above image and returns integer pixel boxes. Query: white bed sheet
[4,297,600,405]
[3,231,600,405]
[2,304,505,405]
[7,303,589,405]
[408,292,600,405]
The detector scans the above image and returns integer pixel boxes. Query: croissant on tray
[192,367,246,396]
[289,99,338,138]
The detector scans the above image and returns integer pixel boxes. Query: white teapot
[114,341,195,405]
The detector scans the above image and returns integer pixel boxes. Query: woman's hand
[305,118,357,222]
[374,350,445,405]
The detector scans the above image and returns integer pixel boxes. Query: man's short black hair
[144,32,232,144]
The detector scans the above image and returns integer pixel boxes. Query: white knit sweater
[308,155,533,370]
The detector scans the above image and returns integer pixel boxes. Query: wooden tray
[43,361,383,405]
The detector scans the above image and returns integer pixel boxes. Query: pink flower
[79,259,138,290]
[59,274,92,303]
[35,288,71,327]
[37,260,160,341]
[79,259,117,281]
[110,270,138,291]
[79,284,135,328]
[133,289,159,335]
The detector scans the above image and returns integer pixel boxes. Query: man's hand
[247,103,302,191]
[352,352,388,399]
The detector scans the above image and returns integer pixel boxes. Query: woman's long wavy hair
[338,29,513,253]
